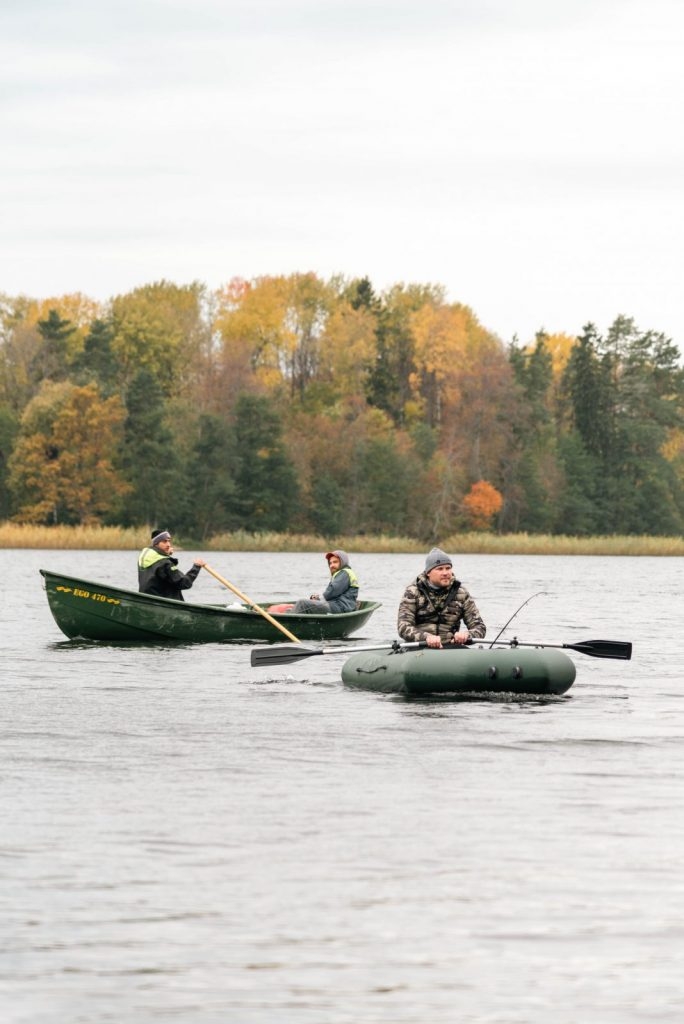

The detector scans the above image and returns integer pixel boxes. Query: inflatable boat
[340,643,577,696]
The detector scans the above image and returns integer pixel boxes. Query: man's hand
[451,630,470,645]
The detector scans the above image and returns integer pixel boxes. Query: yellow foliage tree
[110,280,206,396]
[544,332,577,376]
[214,275,288,396]
[409,302,470,426]
[215,273,335,403]
[34,293,102,360]
[318,302,377,400]
[8,381,129,524]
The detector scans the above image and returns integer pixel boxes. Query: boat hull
[341,645,576,696]
[40,570,381,644]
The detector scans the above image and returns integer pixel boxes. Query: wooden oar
[203,564,300,644]
[250,636,632,667]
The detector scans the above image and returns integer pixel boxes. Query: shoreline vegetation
[1,522,683,556]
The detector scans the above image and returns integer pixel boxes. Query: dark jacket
[138,547,201,601]
[397,572,486,644]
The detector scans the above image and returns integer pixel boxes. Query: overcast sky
[2,0,682,346]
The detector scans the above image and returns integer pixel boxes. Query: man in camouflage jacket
[397,547,486,648]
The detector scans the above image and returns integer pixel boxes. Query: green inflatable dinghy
[340,644,577,696]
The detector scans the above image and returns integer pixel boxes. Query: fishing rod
[488,590,547,648]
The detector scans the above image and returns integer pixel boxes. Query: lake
[2,549,683,1023]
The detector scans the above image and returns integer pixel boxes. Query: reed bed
[1,521,683,555]
[205,530,421,554]
[0,523,143,550]
[442,532,684,556]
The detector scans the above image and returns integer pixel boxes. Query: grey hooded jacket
[322,549,359,613]
[293,549,359,615]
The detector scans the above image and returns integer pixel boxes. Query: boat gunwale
[39,568,381,621]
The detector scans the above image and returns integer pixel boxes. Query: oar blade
[250,644,321,667]
[250,639,426,667]
[569,639,632,661]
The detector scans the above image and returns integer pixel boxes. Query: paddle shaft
[204,564,300,644]
[251,636,631,667]
[251,640,426,667]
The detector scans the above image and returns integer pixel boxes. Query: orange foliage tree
[462,480,503,531]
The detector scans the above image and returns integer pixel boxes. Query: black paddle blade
[250,644,322,667]
[567,639,632,660]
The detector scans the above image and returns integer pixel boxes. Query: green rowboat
[39,569,381,644]
[340,644,576,696]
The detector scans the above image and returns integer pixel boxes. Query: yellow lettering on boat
[90,592,120,605]
[55,584,121,605]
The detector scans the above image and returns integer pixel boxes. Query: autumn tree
[214,276,289,402]
[422,308,513,537]
[0,402,19,517]
[280,273,334,401]
[0,296,43,411]
[8,381,129,524]
[315,295,377,412]
[214,273,336,408]
[409,301,469,427]
[109,280,208,398]
[462,480,503,531]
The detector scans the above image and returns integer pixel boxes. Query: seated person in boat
[138,529,206,601]
[397,547,486,648]
[268,550,359,615]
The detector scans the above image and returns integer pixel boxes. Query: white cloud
[1,0,683,344]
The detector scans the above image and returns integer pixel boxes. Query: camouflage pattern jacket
[397,573,487,644]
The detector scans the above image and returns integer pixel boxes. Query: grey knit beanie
[425,547,452,572]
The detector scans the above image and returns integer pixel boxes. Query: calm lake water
[2,549,683,1023]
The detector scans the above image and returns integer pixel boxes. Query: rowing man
[138,529,206,601]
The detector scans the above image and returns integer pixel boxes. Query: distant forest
[1,274,683,541]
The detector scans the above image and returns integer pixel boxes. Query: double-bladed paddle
[250,637,632,667]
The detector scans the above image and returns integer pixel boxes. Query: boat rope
[488,591,547,649]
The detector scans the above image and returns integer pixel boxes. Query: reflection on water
[2,550,683,1023]
[402,690,573,707]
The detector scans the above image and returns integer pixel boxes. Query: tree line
[1,274,683,540]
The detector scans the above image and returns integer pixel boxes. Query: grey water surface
[1,549,683,1023]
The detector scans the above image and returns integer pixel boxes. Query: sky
[1,0,683,347]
